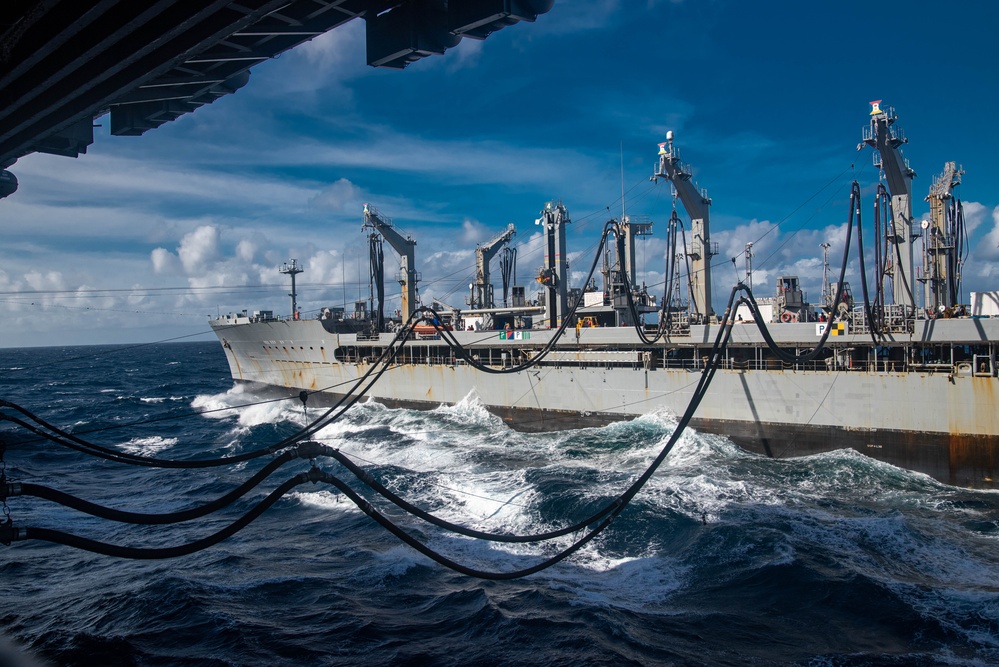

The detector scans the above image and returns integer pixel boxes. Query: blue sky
[2,0,998,347]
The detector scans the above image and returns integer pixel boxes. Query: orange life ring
[780,312,792,323]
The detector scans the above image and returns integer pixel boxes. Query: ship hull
[212,318,999,488]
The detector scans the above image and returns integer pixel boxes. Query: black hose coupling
[295,441,332,460]
[1,480,21,501]
[1,519,26,546]
[304,467,327,485]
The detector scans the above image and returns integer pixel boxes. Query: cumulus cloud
[150,247,179,274]
[962,201,989,235]
[178,225,222,274]
[236,239,257,263]
[460,218,489,245]
[971,205,999,265]
[936,203,999,289]
[311,178,364,212]
[700,218,854,308]
[24,270,66,293]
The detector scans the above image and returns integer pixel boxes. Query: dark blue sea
[2,342,998,666]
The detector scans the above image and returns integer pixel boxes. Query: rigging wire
[721,160,861,273]
[1,171,883,577]
[2,218,622,463]
[3,227,756,573]
[2,286,743,578]
[1,311,426,468]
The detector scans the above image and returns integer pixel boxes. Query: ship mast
[652,131,715,323]
[279,259,304,319]
[860,101,916,311]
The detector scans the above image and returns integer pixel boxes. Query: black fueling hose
[3,189,868,577]
[4,472,318,559]
[3,304,739,577]
[423,221,618,375]
[0,309,426,468]
[2,449,305,524]
[734,181,866,364]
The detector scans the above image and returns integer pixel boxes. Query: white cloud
[962,200,988,235]
[445,37,484,71]
[246,18,367,101]
[235,239,257,263]
[970,205,999,266]
[460,218,489,245]
[3,2,997,347]
[311,178,364,212]
[151,247,179,274]
[296,20,365,76]
[24,270,66,293]
[178,225,223,274]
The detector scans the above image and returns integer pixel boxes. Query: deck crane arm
[470,224,516,309]
[924,161,966,310]
[651,131,714,322]
[362,203,419,320]
[860,101,916,310]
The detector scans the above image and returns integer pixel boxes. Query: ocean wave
[429,391,504,428]
[191,385,304,429]
[118,435,179,455]
[5,342,999,666]
[138,395,185,404]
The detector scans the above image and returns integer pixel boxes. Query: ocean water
[1,341,998,666]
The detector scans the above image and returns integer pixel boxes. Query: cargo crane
[652,131,716,323]
[921,162,967,313]
[605,215,655,326]
[860,101,916,311]
[362,203,419,322]
[536,200,571,328]
[468,224,516,310]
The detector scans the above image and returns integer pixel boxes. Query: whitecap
[290,489,360,514]
[118,435,178,455]
[429,391,503,428]
[191,385,304,428]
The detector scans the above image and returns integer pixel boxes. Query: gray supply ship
[211,103,999,488]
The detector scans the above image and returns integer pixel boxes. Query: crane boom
[470,224,516,309]
[652,132,714,322]
[923,161,966,311]
[860,101,916,310]
[362,203,418,319]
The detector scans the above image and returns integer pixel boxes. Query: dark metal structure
[0,0,553,197]
[860,100,916,310]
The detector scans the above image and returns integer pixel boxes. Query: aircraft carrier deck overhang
[0,0,554,197]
